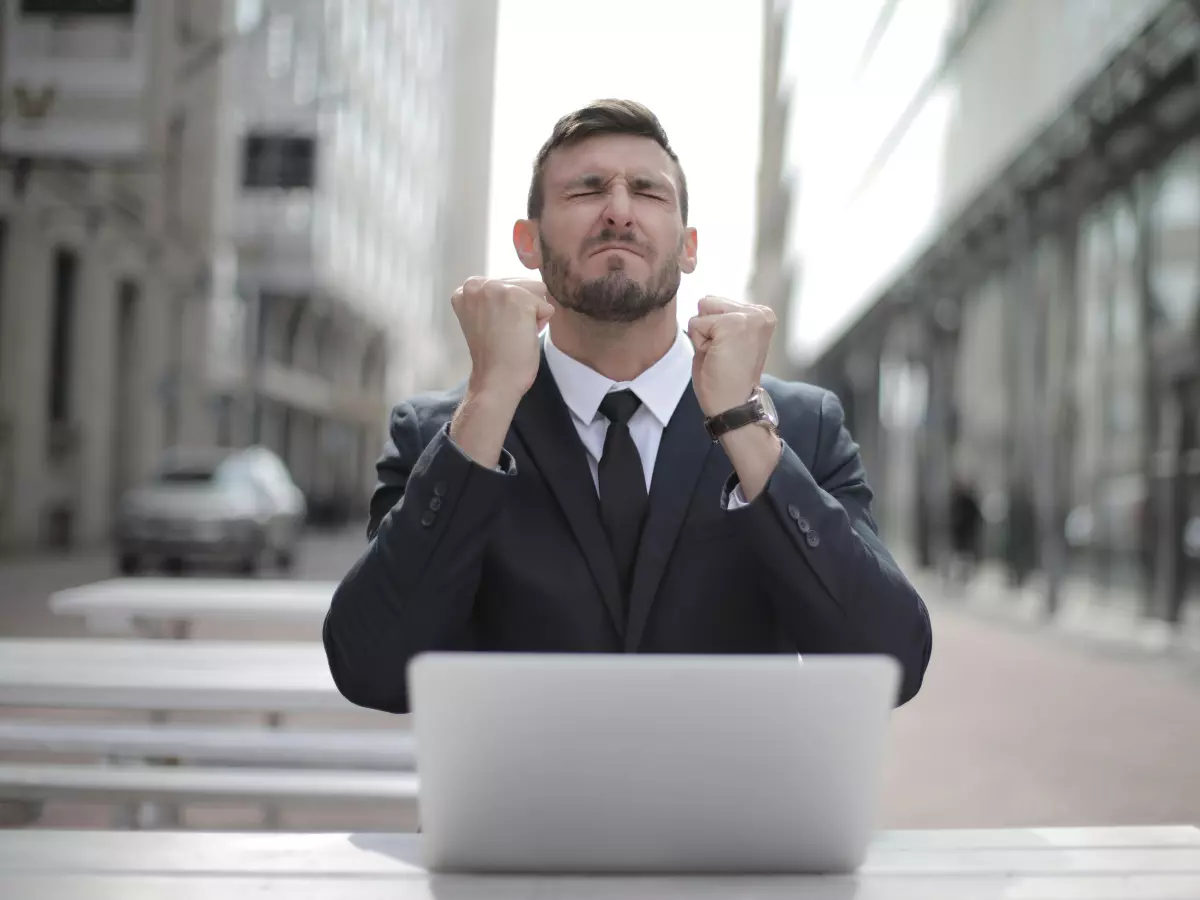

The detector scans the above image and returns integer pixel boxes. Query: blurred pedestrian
[947,476,983,584]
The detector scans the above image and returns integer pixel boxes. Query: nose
[602,185,634,229]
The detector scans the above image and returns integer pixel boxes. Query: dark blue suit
[324,354,932,713]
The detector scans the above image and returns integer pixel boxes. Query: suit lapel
[625,383,715,651]
[511,352,625,637]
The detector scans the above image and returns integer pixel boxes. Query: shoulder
[760,375,834,419]
[761,376,855,467]
[388,380,467,444]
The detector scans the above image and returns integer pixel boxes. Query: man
[324,100,932,714]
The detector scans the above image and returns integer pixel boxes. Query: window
[1149,140,1200,334]
[47,248,78,424]
[1073,210,1112,512]
[242,134,317,190]
[0,221,6,376]
[236,0,263,34]
[21,0,134,14]
[266,13,294,78]
[1108,201,1144,475]
[293,43,319,106]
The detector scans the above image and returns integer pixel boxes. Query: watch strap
[704,396,768,441]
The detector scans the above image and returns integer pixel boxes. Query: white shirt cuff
[443,422,513,474]
[727,484,750,509]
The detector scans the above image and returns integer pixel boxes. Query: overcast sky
[485,0,764,329]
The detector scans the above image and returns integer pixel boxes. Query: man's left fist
[687,295,777,418]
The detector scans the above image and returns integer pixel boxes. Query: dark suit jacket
[323,355,932,714]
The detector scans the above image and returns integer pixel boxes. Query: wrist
[703,385,778,442]
[699,391,751,420]
[719,426,783,503]
[466,372,527,410]
[450,385,521,469]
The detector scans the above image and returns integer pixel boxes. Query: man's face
[517,134,697,323]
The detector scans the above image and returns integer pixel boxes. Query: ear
[512,219,542,270]
[678,226,698,275]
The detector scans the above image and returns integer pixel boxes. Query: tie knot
[599,389,642,427]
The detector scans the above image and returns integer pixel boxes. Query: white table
[0,826,1196,898]
[50,578,337,637]
[0,638,349,713]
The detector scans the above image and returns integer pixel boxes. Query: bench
[0,638,403,828]
[0,720,415,770]
[49,579,337,639]
[0,762,418,829]
[0,638,350,713]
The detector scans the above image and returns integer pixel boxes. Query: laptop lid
[408,652,900,874]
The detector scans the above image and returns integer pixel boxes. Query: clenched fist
[687,295,777,418]
[452,276,555,404]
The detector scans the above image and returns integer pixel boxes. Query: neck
[550,301,680,383]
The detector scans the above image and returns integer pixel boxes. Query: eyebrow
[563,173,673,194]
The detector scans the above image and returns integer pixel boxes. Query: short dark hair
[526,99,688,224]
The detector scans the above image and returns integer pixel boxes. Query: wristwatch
[703,386,779,441]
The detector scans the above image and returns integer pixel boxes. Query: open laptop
[407,652,900,874]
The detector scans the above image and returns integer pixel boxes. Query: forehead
[544,133,680,190]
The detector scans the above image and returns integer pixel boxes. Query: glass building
[757,0,1200,633]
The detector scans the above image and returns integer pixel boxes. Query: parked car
[115,446,307,576]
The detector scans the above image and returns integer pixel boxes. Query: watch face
[757,387,779,426]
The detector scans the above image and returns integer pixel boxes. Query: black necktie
[598,390,649,619]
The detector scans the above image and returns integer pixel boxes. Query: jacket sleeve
[323,401,515,713]
[729,389,932,705]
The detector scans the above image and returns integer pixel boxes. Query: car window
[214,458,259,491]
[259,455,296,493]
[266,454,295,488]
[157,467,217,484]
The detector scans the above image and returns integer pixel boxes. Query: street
[1,528,1198,830]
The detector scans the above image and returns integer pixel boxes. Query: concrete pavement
[881,584,1200,828]
[0,532,1197,830]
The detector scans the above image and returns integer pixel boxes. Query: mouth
[590,244,642,259]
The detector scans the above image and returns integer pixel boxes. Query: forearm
[324,428,513,713]
[449,382,522,469]
[735,444,931,704]
[719,425,783,502]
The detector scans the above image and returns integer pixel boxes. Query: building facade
[221,0,498,523]
[0,0,497,551]
[0,0,229,551]
[748,0,796,380]
[758,0,1200,633]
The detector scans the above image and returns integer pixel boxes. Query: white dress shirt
[544,329,749,508]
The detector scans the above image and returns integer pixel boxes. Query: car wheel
[275,545,296,571]
[118,553,142,575]
[236,551,261,576]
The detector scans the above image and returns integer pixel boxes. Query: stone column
[71,236,119,544]
[0,218,52,549]
[137,262,173,483]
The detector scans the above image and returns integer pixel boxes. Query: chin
[585,253,643,276]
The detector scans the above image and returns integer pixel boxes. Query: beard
[539,230,682,324]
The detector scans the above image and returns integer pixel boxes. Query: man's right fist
[451,276,555,403]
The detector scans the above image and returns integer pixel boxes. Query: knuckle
[462,276,487,296]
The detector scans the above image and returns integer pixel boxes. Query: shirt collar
[544,327,694,428]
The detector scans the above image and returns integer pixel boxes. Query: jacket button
[797,517,810,534]
[429,497,442,511]
[787,503,800,520]
[433,481,448,497]
[806,531,820,548]
[420,511,436,527]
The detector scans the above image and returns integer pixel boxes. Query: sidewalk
[906,558,1200,664]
